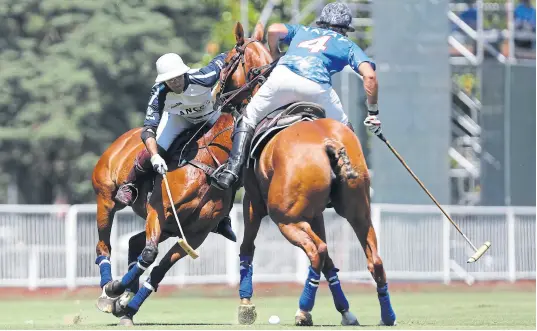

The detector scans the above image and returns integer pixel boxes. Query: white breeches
[242,65,348,128]
[156,110,220,151]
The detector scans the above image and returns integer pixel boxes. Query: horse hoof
[118,315,134,326]
[112,292,135,318]
[341,310,359,326]
[378,319,397,326]
[105,280,125,297]
[238,304,257,325]
[295,309,313,326]
[96,285,119,313]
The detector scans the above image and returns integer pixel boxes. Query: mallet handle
[162,173,199,259]
[377,133,479,252]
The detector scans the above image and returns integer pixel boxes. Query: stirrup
[210,164,233,190]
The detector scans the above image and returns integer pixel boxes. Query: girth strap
[188,160,216,176]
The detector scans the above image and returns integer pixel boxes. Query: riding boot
[115,149,153,206]
[212,216,237,242]
[213,119,254,190]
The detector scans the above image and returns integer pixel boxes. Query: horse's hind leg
[311,214,359,326]
[237,191,266,325]
[96,231,146,314]
[343,185,396,326]
[278,220,328,326]
[104,179,167,299]
[95,194,119,289]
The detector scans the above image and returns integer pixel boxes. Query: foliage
[0,0,223,203]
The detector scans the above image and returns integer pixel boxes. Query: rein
[217,39,277,114]
[184,39,274,176]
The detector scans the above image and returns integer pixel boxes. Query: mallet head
[467,241,491,263]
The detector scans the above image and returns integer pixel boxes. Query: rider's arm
[141,83,169,156]
[348,43,378,113]
[267,23,298,60]
[187,52,227,88]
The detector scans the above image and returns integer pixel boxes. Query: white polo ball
[268,315,280,324]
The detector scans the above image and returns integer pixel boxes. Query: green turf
[0,291,534,329]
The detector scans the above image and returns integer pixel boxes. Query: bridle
[216,38,277,116]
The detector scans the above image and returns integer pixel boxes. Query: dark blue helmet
[316,2,355,32]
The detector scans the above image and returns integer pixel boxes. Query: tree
[0,0,224,203]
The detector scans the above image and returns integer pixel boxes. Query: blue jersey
[278,24,375,86]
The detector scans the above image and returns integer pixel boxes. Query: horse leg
[95,193,119,286]
[98,231,147,313]
[237,191,266,325]
[343,188,396,326]
[114,230,206,326]
[102,179,167,298]
[278,221,327,326]
[95,192,125,313]
[311,214,359,326]
[96,228,171,315]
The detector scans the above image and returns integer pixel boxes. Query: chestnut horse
[91,22,271,326]
[234,43,397,329]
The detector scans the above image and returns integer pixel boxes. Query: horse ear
[252,22,264,41]
[235,22,245,45]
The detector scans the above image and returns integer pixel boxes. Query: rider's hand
[150,154,168,175]
[364,113,382,136]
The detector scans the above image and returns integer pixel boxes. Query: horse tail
[324,139,359,182]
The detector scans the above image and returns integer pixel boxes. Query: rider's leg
[115,149,153,205]
[214,65,298,190]
[313,87,349,125]
[311,86,358,132]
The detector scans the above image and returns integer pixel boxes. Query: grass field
[0,283,534,330]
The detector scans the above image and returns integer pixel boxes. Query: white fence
[0,203,534,289]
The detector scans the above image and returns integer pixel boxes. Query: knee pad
[140,245,158,267]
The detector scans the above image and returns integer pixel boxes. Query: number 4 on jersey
[297,36,331,53]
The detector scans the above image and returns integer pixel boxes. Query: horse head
[215,22,273,115]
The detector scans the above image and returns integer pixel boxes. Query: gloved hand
[150,154,168,175]
[364,113,382,136]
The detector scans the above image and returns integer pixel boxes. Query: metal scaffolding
[241,0,535,205]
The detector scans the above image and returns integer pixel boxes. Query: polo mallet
[376,133,491,263]
[162,173,199,259]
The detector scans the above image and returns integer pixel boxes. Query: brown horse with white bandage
[224,20,397,326]
[91,22,271,326]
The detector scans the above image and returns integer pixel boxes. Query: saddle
[247,101,326,168]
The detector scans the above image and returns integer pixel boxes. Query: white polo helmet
[154,53,191,83]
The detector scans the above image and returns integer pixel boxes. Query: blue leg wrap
[126,281,153,314]
[326,268,349,312]
[120,256,149,289]
[377,283,396,325]
[299,266,320,312]
[125,262,140,294]
[239,255,253,299]
[95,256,112,288]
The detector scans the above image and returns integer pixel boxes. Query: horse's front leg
[113,229,206,326]
[237,189,266,325]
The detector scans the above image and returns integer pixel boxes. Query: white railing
[0,203,534,289]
